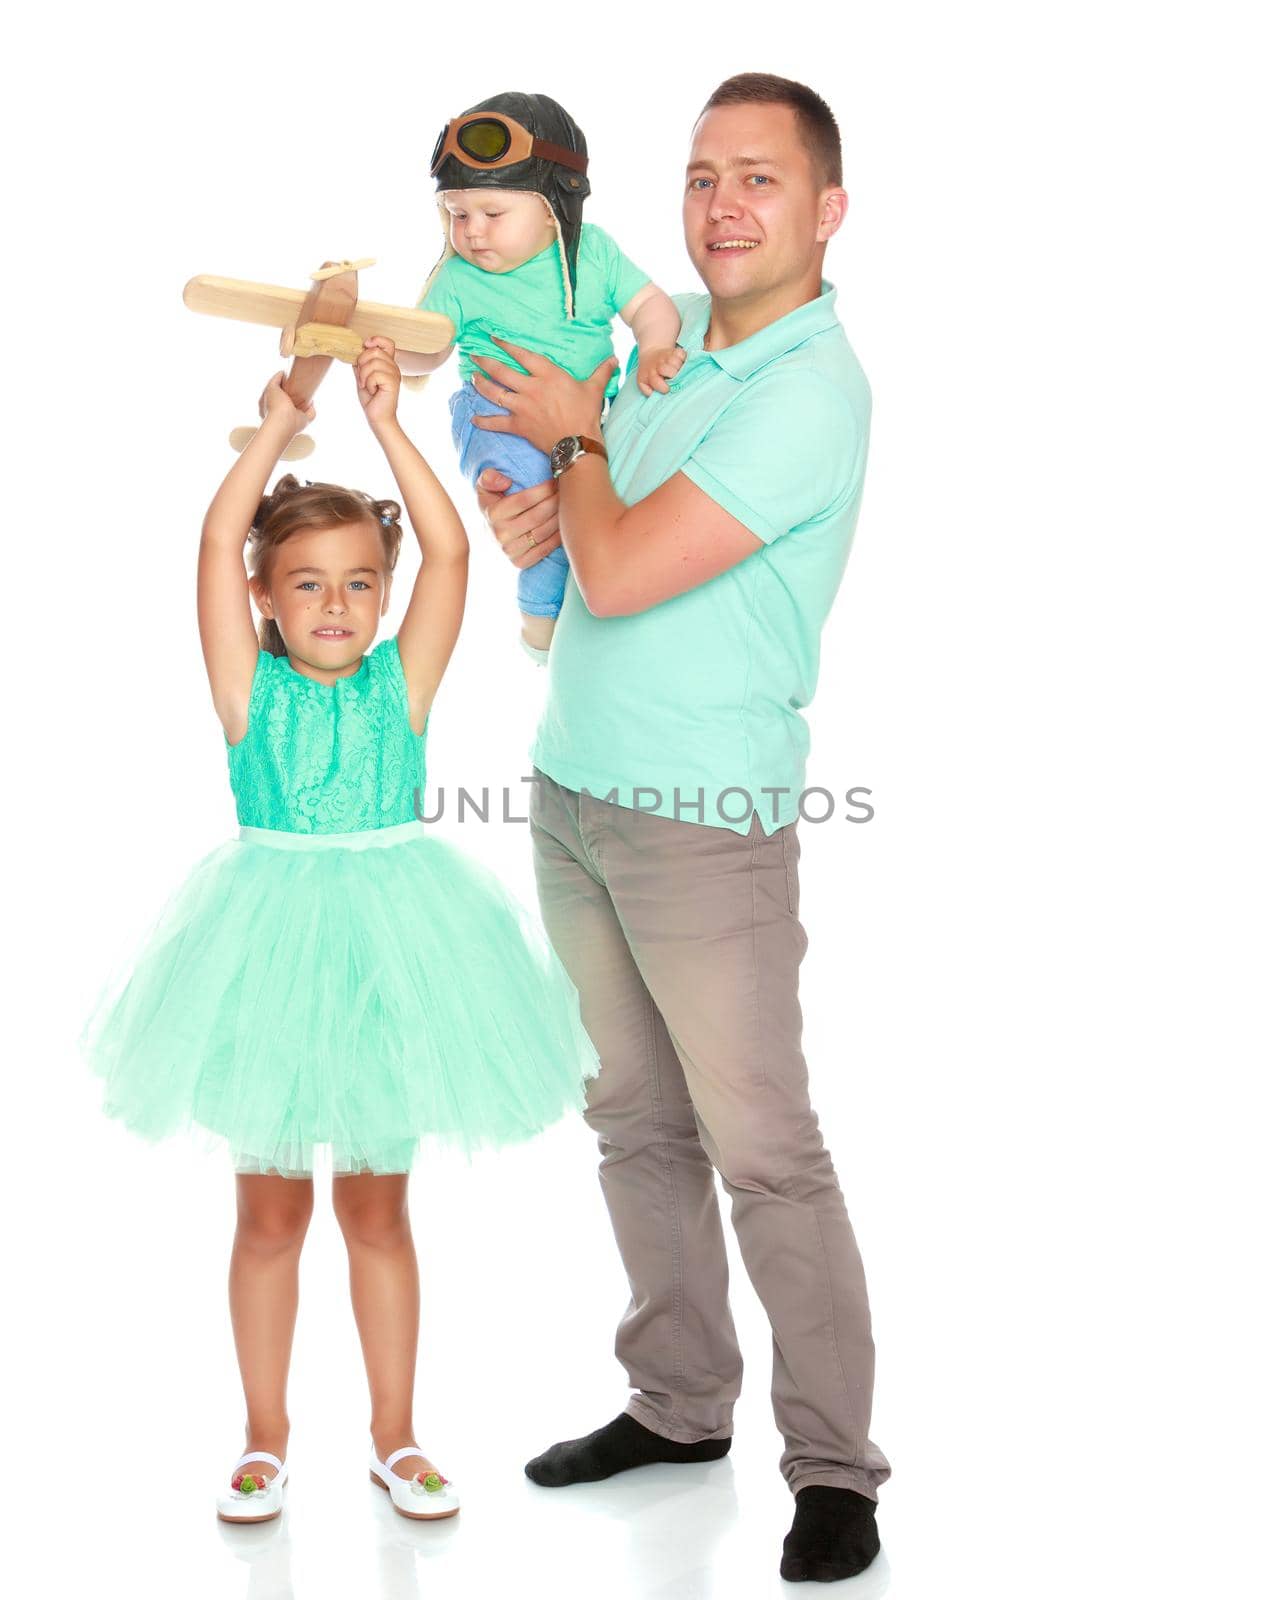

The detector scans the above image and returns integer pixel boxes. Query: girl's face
[442,188,557,274]
[254,522,390,678]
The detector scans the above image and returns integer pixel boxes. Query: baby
[400,91,684,651]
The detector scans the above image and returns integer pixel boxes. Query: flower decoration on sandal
[411,1470,449,1495]
[231,1472,269,1496]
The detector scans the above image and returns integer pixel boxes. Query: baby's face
[442,188,556,274]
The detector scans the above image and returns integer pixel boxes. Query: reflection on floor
[152,1446,891,1600]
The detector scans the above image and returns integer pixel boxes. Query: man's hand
[470,338,617,454]
[636,345,687,397]
[476,468,562,568]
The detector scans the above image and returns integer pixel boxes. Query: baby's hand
[356,336,401,427]
[636,345,687,397]
[258,372,315,435]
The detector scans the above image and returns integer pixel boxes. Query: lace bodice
[225,638,426,834]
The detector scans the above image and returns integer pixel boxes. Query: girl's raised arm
[197,376,313,744]
[355,338,468,735]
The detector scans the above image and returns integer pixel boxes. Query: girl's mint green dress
[80,638,599,1175]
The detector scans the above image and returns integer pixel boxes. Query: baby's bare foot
[520,612,557,651]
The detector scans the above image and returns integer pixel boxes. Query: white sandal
[369,1444,460,1520]
[216,1451,288,1523]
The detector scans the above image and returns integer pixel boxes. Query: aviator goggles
[430,112,588,178]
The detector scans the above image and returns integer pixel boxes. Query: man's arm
[469,340,762,618]
[549,456,761,616]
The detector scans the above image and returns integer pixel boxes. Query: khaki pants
[529,769,891,1499]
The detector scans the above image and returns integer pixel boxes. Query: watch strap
[552,434,607,478]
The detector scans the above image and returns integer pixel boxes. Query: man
[469,73,890,1584]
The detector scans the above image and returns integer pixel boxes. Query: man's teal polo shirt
[529,279,872,836]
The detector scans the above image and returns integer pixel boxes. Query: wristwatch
[550,434,607,478]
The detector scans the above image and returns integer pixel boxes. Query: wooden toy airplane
[183,259,455,460]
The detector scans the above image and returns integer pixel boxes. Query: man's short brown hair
[699,72,842,188]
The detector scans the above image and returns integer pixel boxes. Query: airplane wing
[183,275,455,354]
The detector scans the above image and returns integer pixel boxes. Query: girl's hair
[248,475,404,656]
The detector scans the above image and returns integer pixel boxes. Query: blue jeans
[448,384,570,619]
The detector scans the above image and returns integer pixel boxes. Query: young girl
[78,336,599,1524]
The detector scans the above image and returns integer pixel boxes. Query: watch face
[550,436,580,475]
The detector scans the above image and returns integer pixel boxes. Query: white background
[5,2,1275,1597]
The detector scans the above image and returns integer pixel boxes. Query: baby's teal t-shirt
[420,222,650,400]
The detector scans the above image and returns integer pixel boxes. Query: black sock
[780,1487,880,1583]
[524,1412,731,1487]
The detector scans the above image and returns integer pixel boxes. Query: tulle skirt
[79,820,600,1175]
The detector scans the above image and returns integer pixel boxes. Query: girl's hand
[258,372,315,437]
[636,345,687,397]
[356,336,402,428]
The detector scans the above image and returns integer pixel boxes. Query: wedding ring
[524,532,537,550]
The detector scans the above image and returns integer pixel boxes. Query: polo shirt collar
[682,279,840,382]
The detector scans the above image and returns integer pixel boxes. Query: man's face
[683,102,838,306]
[442,188,557,274]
